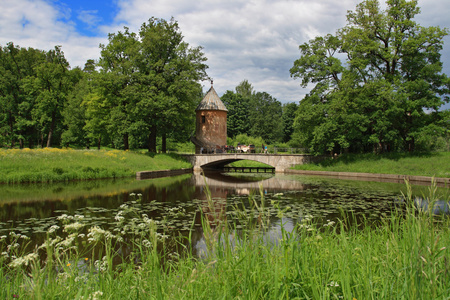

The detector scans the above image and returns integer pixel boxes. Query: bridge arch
[181,154,316,173]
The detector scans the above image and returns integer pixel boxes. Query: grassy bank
[0,148,191,183]
[292,152,450,178]
[1,184,449,299]
[227,160,272,168]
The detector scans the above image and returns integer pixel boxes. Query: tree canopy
[290,0,449,154]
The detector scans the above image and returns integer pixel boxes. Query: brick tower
[192,81,227,154]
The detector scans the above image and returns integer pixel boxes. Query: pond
[0,171,448,259]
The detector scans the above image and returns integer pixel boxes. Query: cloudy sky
[1,0,449,107]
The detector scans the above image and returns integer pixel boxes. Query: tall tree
[221,90,250,138]
[97,18,208,152]
[136,17,208,152]
[26,46,76,147]
[249,91,283,144]
[61,64,94,148]
[0,43,45,147]
[98,28,139,150]
[291,0,449,154]
[235,79,254,98]
[282,102,298,143]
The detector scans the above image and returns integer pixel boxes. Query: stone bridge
[181,153,318,173]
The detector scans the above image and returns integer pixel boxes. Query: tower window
[202,116,206,123]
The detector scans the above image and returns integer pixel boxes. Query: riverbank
[291,152,450,178]
[1,186,448,299]
[0,148,191,184]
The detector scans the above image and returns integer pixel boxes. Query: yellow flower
[67,263,71,267]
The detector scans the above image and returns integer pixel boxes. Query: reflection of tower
[199,186,228,227]
[192,81,228,154]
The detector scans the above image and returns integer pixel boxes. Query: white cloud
[77,10,102,27]
[1,0,449,107]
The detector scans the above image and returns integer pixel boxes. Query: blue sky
[1,0,449,109]
[54,0,118,37]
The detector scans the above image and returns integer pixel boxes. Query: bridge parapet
[181,153,318,172]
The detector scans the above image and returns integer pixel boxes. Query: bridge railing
[270,147,308,154]
[170,147,309,155]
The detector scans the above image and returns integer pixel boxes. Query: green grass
[227,160,272,168]
[292,152,450,178]
[1,183,449,299]
[0,148,191,183]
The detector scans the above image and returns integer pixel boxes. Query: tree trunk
[46,110,56,148]
[86,138,90,150]
[148,126,157,153]
[97,137,101,150]
[123,133,129,150]
[162,132,167,153]
[408,137,415,153]
[8,111,14,148]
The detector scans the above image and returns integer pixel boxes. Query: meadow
[0,183,449,299]
[0,148,191,183]
[292,152,450,178]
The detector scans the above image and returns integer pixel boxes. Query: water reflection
[0,171,448,259]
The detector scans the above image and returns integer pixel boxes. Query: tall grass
[293,152,450,178]
[0,182,449,299]
[0,148,191,183]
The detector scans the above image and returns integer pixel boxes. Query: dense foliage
[0,18,207,151]
[290,0,450,154]
[222,80,296,145]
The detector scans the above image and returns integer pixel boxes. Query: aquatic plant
[0,182,449,298]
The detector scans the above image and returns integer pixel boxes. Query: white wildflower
[115,215,125,222]
[7,243,20,251]
[328,281,339,287]
[8,253,38,268]
[91,291,103,300]
[48,225,60,234]
[142,240,152,248]
[64,222,84,233]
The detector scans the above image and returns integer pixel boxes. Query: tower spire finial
[211,79,213,87]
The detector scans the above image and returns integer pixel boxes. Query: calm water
[0,171,448,258]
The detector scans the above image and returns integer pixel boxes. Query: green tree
[25,46,77,147]
[97,18,208,152]
[136,17,208,152]
[282,102,298,143]
[291,0,449,154]
[221,90,250,138]
[249,91,283,144]
[0,43,45,148]
[98,28,139,150]
[235,79,254,98]
[61,62,97,148]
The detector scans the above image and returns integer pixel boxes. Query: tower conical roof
[195,85,228,112]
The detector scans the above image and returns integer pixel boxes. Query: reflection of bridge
[190,171,309,191]
[181,154,318,173]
